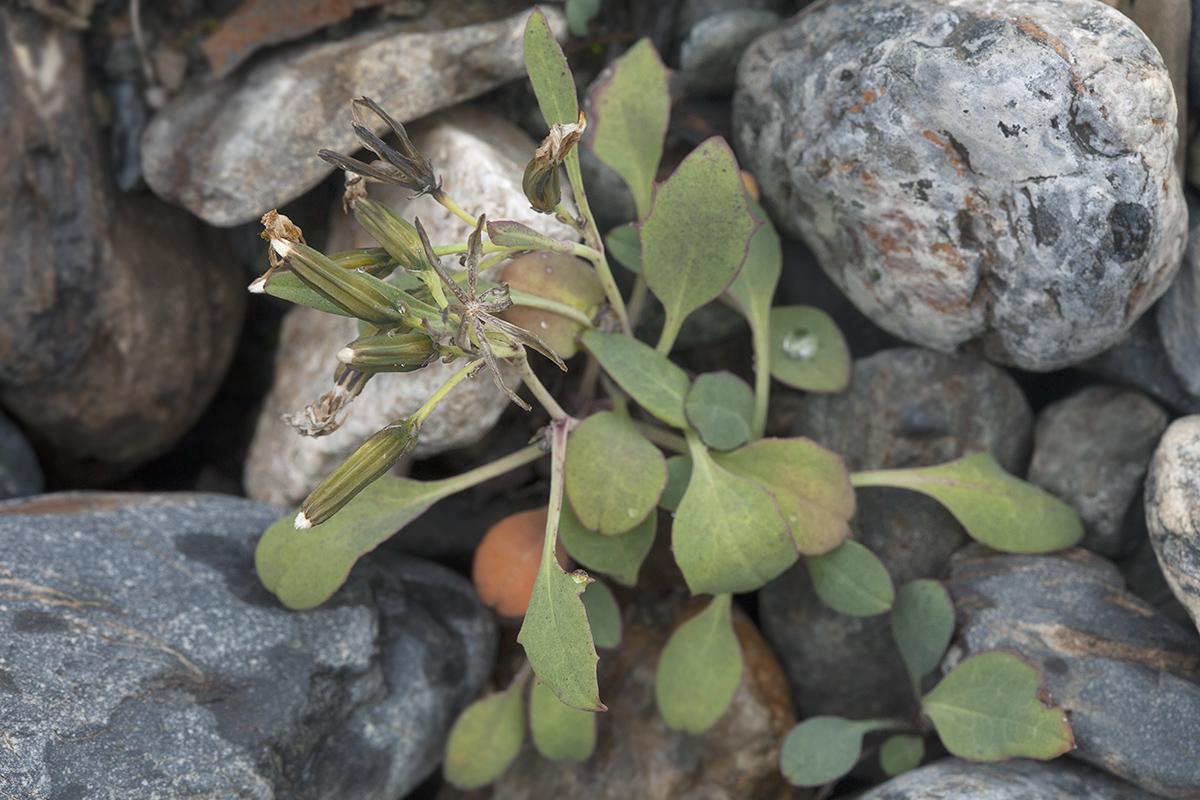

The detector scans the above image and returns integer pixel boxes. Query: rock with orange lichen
[945,546,1200,798]
[734,0,1186,371]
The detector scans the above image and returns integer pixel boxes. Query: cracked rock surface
[734,0,1186,370]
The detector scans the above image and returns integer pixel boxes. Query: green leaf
[851,453,1085,553]
[879,734,925,777]
[524,7,577,128]
[714,437,855,555]
[443,674,529,789]
[487,220,575,253]
[605,223,642,274]
[558,500,654,587]
[891,580,956,689]
[923,651,1074,761]
[518,557,604,711]
[255,476,454,609]
[659,455,692,512]
[780,716,897,787]
[586,39,669,219]
[581,329,690,428]
[530,678,597,762]
[805,541,895,616]
[655,593,742,733]
[724,198,782,331]
[769,306,851,392]
[685,372,754,451]
[640,138,757,353]
[566,411,665,535]
[580,580,622,648]
[673,438,796,595]
[565,0,600,37]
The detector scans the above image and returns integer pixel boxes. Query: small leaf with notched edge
[518,558,603,711]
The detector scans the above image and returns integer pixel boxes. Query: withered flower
[522,110,587,213]
[417,215,566,410]
[318,97,442,199]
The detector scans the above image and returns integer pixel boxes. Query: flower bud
[336,332,438,373]
[353,200,429,272]
[295,420,418,529]
[268,238,408,328]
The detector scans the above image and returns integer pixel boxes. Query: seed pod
[337,332,438,373]
[295,420,418,529]
[269,238,408,328]
[353,200,429,272]
[328,246,398,279]
[522,158,561,214]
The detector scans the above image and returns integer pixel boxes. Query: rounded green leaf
[580,579,622,649]
[659,455,692,512]
[673,442,796,595]
[879,734,925,777]
[851,453,1084,553]
[581,329,690,428]
[605,223,642,274]
[559,500,654,587]
[891,580,956,688]
[586,38,669,219]
[805,541,895,616]
[685,372,755,451]
[769,306,851,392]
[714,437,855,555]
[566,411,666,535]
[655,594,742,733]
[780,716,896,787]
[923,651,1074,761]
[640,137,758,353]
[443,679,527,789]
[530,678,597,762]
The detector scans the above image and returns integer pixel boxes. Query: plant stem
[410,358,485,427]
[563,150,632,335]
[514,350,570,422]
[435,441,547,497]
[626,275,649,329]
[437,194,479,228]
[848,470,901,488]
[632,420,688,454]
[508,290,595,329]
[540,416,572,572]
[749,317,771,438]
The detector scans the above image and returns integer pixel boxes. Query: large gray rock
[0,492,496,799]
[762,348,1031,721]
[857,757,1165,800]
[1026,385,1168,559]
[945,547,1200,798]
[1082,312,1200,414]
[1146,415,1200,633]
[735,0,1187,370]
[0,9,245,473]
[244,106,575,508]
[141,7,567,226]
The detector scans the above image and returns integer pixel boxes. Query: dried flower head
[522,111,587,214]
[318,97,442,199]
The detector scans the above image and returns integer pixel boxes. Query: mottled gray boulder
[946,547,1200,798]
[1158,222,1200,396]
[1082,312,1200,414]
[762,347,1031,721]
[857,757,1164,800]
[0,9,244,473]
[1146,415,1200,633]
[244,107,574,508]
[1027,385,1168,559]
[141,7,566,226]
[0,410,42,499]
[735,0,1186,370]
[0,492,496,800]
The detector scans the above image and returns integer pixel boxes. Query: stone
[734,0,1187,370]
[0,410,42,500]
[1082,312,1200,414]
[677,11,783,97]
[761,347,1032,721]
[487,595,795,799]
[0,491,496,799]
[1158,221,1200,396]
[0,10,245,473]
[856,757,1165,800]
[245,107,575,508]
[141,6,567,227]
[945,546,1200,798]
[1026,385,1168,559]
[1146,415,1200,634]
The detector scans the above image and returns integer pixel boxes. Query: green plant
[251,8,1081,791]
